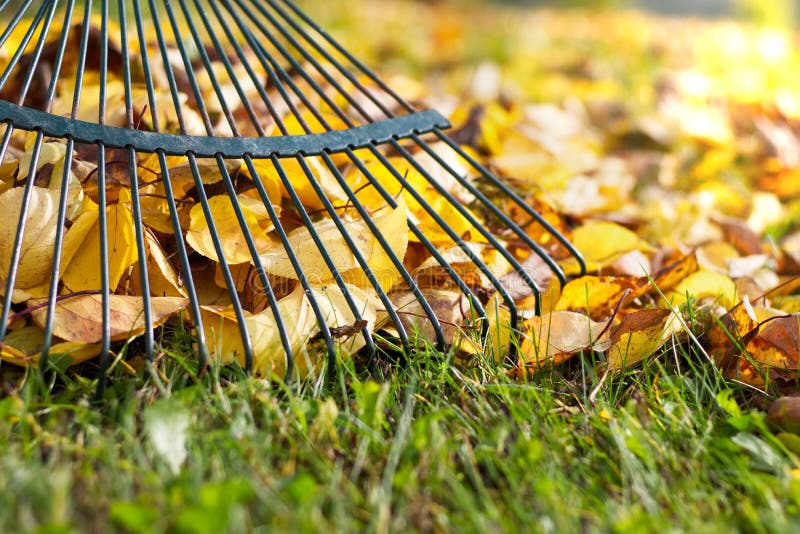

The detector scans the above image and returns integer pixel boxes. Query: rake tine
[389,138,534,320]
[0,131,44,340]
[246,0,376,124]
[94,0,113,396]
[267,154,338,376]
[220,0,314,133]
[217,155,296,375]
[38,0,78,369]
[204,0,285,134]
[279,0,416,114]
[0,0,47,93]
[433,130,587,279]
[189,0,267,136]
[230,0,352,131]
[118,0,154,358]
[135,0,211,369]
[266,0,395,119]
[186,154,256,370]
[290,154,377,360]
[0,1,61,339]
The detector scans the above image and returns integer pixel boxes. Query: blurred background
[465,0,797,24]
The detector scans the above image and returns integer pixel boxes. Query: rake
[0,0,584,387]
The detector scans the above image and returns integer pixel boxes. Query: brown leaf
[726,314,800,386]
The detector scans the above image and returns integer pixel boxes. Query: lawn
[2,1,800,532]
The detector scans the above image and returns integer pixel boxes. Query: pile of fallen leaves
[1,4,800,391]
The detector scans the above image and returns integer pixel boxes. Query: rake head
[0,0,584,383]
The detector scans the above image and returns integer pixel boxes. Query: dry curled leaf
[606,308,677,370]
[30,294,189,344]
[260,202,408,292]
[520,311,611,368]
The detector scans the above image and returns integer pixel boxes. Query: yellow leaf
[260,202,408,292]
[0,341,34,366]
[250,156,348,210]
[3,326,44,356]
[0,186,60,292]
[238,159,282,205]
[607,309,677,369]
[346,157,484,245]
[130,230,187,298]
[203,283,378,377]
[565,220,654,274]
[39,341,102,366]
[665,270,737,309]
[555,276,637,320]
[30,294,189,344]
[62,189,138,291]
[520,311,611,367]
[0,326,99,368]
[185,194,275,264]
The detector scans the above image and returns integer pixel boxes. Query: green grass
[1,320,800,533]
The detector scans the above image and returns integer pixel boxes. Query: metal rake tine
[39,139,75,369]
[246,0,377,124]
[147,0,190,134]
[266,0,395,120]
[219,0,314,133]
[15,0,59,107]
[126,150,156,357]
[161,0,215,135]
[264,154,339,375]
[170,1,299,372]
[342,147,450,351]
[4,5,75,346]
[217,155,297,375]
[118,0,155,358]
[70,0,93,120]
[190,0,268,136]
[0,1,15,14]
[133,0,211,368]
[291,154,378,359]
[434,130,587,279]
[355,144,491,343]
[203,0,285,135]
[243,155,315,378]
[410,132,568,290]
[278,0,416,114]
[369,144,515,332]
[94,143,113,395]
[316,151,412,352]
[95,0,113,395]
[175,0,241,136]
[229,0,353,131]
[0,1,34,58]
[0,0,52,95]
[0,131,45,341]
[157,152,211,371]
[187,154,255,372]
[38,0,79,368]
[41,0,74,114]
[390,138,541,317]
[189,5,383,363]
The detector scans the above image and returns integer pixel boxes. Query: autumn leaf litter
[1,9,800,391]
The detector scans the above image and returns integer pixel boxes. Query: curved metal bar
[0,101,449,158]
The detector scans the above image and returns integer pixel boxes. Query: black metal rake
[0,0,584,387]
